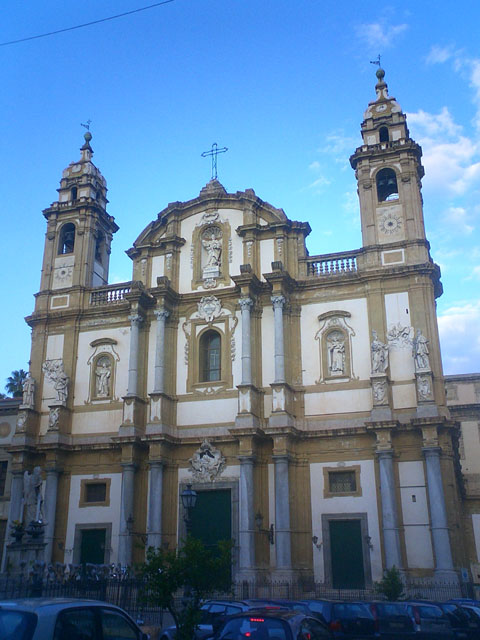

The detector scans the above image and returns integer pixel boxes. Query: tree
[141,537,232,640]
[375,566,405,601]
[5,369,27,398]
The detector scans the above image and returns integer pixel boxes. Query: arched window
[71,186,78,200]
[58,223,76,255]
[199,330,221,382]
[376,168,399,202]
[95,231,105,264]
[379,126,389,142]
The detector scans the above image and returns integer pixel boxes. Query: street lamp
[255,511,274,545]
[180,483,197,537]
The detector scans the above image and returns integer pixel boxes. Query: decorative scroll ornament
[189,439,226,482]
[417,374,432,400]
[197,296,222,323]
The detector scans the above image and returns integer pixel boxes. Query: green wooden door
[190,489,231,550]
[329,519,365,589]
[80,528,106,564]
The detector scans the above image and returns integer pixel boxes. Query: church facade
[4,69,480,587]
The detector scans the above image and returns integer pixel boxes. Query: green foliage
[5,369,27,397]
[141,537,233,640]
[375,565,405,601]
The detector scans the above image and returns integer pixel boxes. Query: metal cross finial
[81,119,92,131]
[201,142,228,180]
[370,54,381,67]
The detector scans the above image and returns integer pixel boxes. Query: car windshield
[332,603,372,619]
[220,616,289,640]
[0,610,37,640]
[375,603,408,616]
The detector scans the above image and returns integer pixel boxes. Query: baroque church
[2,68,480,589]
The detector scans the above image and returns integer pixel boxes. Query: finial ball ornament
[84,131,92,142]
[376,68,385,81]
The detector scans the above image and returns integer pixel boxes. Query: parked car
[160,599,288,640]
[298,600,379,638]
[214,608,330,640]
[436,602,480,639]
[368,602,416,639]
[403,601,454,638]
[0,597,149,640]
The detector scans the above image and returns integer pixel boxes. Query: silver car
[0,597,149,640]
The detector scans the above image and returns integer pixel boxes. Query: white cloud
[438,301,480,374]
[308,175,331,191]
[466,265,480,281]
[355,21,408,49]
[443,206,474,234]
[407,108,480,197]
[425,45,454,66]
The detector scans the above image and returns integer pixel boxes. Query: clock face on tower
[379,211,402,235]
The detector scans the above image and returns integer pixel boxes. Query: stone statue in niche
[413,329,430,371]
[327,331,345,375]
[23,467,43,524]
[22,372,35,407]
[95,356,111,397]
[371,330,389,374]
[201,226,222,278]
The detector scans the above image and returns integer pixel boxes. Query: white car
[0,597,150,640]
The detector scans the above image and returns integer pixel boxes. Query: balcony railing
[306,251,358,276]
[89,282,132,306]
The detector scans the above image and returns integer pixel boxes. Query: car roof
[0,598,123,612]
[222,608,308,621]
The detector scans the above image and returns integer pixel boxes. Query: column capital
[121,461,139,471]
[238,297,254,311]
[271,295,286,310]
[128,313,143,326]
[376,448,394,459]
[422,446,442,458]
[154,308,170,321]
[238,455,256,465]
[147,459,165,469]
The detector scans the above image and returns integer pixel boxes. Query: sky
[1,0,480,391]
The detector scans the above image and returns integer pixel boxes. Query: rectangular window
[329,471,357,493]
[0,461,8,496]
[86,482,107,503]
[79,478,111,507]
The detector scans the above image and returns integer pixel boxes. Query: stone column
[377,450,402,569]
[423,447,455,575]
[43,469,60,564]
[153,309,169,394]
[238,456,255,573]
[273,455,292,571]
[239,298,253,385]
[118,463,136,566]
[271,295,286,383]
[1,471,24,570]
[127,314,143,396]
[147,461,164,549]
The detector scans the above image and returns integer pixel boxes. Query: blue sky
[1,0,479,390]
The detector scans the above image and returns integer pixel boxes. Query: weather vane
[81,119,92,131]
[201,142,228,180]
[370,54,381,68]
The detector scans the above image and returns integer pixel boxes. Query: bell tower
[350,68,430,268]
[39,132,118,295]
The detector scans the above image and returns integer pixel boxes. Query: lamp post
[180,484,197,537]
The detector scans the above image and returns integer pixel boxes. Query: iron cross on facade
[201,143,228,180]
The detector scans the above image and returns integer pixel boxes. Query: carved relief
[189,439,226,482]
[48,407,60,430]
[372,379,388,404]
[197,296,222,323]
[42,359,69,405]
[387,323,412,348]
[417,374,432,400]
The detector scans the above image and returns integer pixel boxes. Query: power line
[0,0,176,47]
